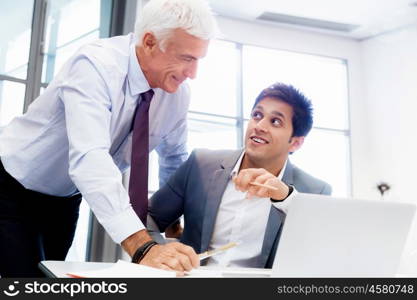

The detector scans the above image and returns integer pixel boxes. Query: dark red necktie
[129,89,154,225]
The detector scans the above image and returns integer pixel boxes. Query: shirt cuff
[270,185,294,202]
[100,207,145,244]
[271,186,298,214]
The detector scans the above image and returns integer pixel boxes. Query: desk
[40,260,414,278]
[39,261,114,278]
[39,261,272,278]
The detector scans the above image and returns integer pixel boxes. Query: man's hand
[233,168,289,200]
[140,242,199,275]
[122,229,199,275]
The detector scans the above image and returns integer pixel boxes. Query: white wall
[360,24,417,273]
[360,25,417,202]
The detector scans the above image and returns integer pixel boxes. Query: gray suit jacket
[148,149,332,268]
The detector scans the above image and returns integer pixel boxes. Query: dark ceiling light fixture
[257,12,360,32]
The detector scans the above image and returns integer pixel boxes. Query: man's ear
[288,136,304,153]
[142,32,158,54]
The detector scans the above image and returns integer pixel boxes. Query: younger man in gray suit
[148,83,331,269]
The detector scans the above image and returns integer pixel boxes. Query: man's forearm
[121,229,153,257]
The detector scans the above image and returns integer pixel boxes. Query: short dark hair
[252,82,313,137]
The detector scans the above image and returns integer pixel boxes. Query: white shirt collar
[127,42,151,97]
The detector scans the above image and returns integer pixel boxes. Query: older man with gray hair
[0,0,217,277]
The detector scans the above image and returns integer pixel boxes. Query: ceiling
[208,0,417,40]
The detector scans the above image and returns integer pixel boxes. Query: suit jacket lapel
[200,150,243,252]
[259,206,286,267]
[259,159,292,267]
[282,160,294,186]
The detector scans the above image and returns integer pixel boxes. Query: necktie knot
[141,89,154,104]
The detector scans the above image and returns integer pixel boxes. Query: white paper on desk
[185,268,223,277]
[67,260,176,278]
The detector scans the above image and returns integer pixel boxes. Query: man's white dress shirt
[206,152,296,267]
[0,33,190,243]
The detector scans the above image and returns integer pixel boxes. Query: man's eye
[272,118,281,126]
[251,111,262,119]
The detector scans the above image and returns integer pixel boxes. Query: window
[0,81,26,126]
[242,45,349,130]
[0,0,34,125]
[187,112,238,151]
[41,0,109,86]
[188,40,242,151]
[189,40,239,117]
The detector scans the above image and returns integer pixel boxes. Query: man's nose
[255,118,268,132]
[184,61,198,79]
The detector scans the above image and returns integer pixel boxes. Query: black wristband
[131,240,158,264]
[270,185,294,202]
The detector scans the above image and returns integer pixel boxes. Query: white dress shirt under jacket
[0,33,190,244]
[205,152,296,267]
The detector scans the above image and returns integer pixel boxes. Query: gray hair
[134,0,218,50]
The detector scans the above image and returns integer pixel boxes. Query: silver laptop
[270,193,416,277]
